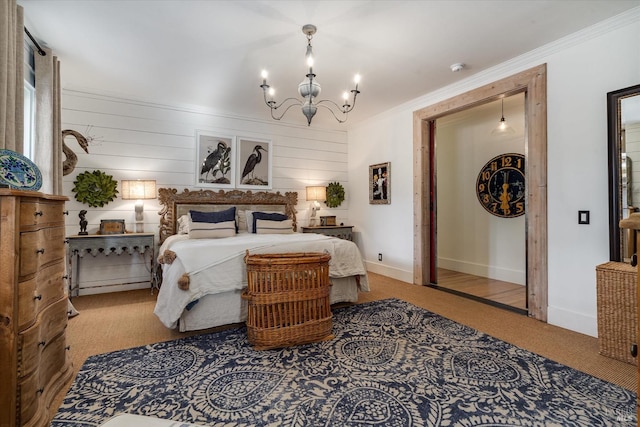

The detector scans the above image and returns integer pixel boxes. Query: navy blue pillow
[252,212,288,233]
[190,207,236,224]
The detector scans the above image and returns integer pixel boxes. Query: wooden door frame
[412,64,548,321]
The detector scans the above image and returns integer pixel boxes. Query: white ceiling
[18,0,639,130]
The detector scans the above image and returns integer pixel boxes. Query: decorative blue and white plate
[0,149,42,191]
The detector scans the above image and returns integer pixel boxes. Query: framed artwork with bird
[196,131,235,188]
[237,137,272,189]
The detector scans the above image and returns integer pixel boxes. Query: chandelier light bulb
[261,70,268,79]
[268,87,275,97]
[305,44,314,68]
[354,74,361,85]
[343,92,349,100]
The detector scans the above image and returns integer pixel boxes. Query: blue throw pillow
[190,207,236,224]
[252,211,288,233]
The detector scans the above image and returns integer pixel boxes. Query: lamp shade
[306,186,326,201]
[121,180,157,200]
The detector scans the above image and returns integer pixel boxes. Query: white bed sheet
[154,232,369,329]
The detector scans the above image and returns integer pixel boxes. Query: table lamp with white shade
[121,180,156,232]
[306,185,326,227]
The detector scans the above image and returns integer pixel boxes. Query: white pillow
[245,210,286,233]
[245,210,255,233]
[237,209,248,232]
[177,215,190,234]
[188,219,236,239]
[255,219,294,234]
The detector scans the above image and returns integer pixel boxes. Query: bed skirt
[178,276,360,332]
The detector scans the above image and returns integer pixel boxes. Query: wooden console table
[66,233,156,296]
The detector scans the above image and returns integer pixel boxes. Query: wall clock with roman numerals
[476,153,525,218]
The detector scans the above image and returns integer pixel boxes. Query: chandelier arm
[270,100,303,121]
[262,87,302,111]
[268,97,302,110]
[315,99,352,113]
[315,102,348,123]
[315,87,359,114]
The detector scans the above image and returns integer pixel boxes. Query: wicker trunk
[596,261,638,365]
[243,252,334,350]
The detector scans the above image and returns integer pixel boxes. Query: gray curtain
[34,46,63,195]
[0,0,24,152]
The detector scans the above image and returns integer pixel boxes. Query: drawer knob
[63,210,69,215]
[65,345,71,351]
[38,340,46,347]
[62,275,69,280]
[36,388,44,395]
[36,248,45,254]
[34,210,43,216]
[34,294,42,301]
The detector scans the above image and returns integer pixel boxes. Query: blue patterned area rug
[52,299,636,426]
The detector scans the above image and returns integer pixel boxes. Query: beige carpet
[49,272,637,421]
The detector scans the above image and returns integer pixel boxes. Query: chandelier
[260,24,361,126]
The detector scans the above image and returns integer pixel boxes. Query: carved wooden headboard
[157,188,298,244]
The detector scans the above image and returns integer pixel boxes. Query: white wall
[62,91,349,292]
[348,9,640,336]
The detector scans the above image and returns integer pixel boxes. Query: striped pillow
[188,219,236,239]
[255,219,293,234]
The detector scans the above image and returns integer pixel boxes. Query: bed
[153,188,369,331]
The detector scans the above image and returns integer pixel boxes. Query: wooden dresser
[0,189,72,427]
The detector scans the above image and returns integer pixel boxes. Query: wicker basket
[242,252,334,350]
[596,261,637,365]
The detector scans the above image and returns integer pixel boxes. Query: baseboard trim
[365,262,413,284]
[438,257,525,285]
[77,282,151,296]
[547,306,597,337]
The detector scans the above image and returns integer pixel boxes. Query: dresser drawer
[17,297,68,378]
[17,366,41,426]
[19,199,66,228]
[19,226,66,277]
[17,333,69,426]
[18,261,65,330]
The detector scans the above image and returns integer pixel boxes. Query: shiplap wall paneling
[61,90,350,294]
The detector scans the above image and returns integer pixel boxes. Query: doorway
[412,65,548,321]
[433,94,527,313]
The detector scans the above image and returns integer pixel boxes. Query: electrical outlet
[578,210,590,224]
[378,253,382,261]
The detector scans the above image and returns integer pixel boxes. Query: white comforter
[154,233,369,328]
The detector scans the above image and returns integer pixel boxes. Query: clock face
[476,153,525,218]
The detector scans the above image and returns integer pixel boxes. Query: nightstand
[301,225,354,241]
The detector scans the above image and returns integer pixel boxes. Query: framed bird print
[236,137,272,189]
[195,131,236,188]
